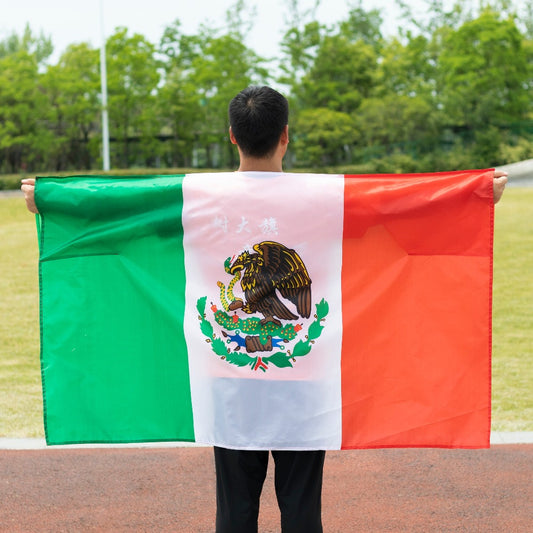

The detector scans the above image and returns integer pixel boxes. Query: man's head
[228,86,289,159]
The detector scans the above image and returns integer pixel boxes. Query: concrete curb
[0,439,207,450]
[489,431,533,444]
[1,432,532,450]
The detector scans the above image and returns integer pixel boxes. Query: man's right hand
[21,178,38,214]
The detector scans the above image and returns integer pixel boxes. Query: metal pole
[100,0,110,171]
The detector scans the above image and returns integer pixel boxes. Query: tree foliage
[40,43,100,170]
[0,0,531,175]
[0,50,52,173]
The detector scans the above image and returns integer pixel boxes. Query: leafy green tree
[40,43,100,170]
[437,9,530,165]
[281,3,388,167]
[356,95,440,156]
[395,0,475,40]
[296,34,377,113]
[378,35,434,98]
[0,50,53,172]
[158,20,203,167]
[190,32,269,166]
[279,0,325,91]
[156,71,199,168]
[293,108,359,166]
[518,7,533,120]
[2,3,531,176]
[105,28,161,167]
[383,0,533,169]
[523,1,533,39]
[0,23,53,64]
[159,14,268,168]
[338,0,384,49]
[0,26,55,172]
[224,0,257,39]
[360,33,441,160]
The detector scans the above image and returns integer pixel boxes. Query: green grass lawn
[0,188,531,437]
[492,187,533,430]
[0,197,42,436]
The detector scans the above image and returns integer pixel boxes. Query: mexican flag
[36,170,494,449]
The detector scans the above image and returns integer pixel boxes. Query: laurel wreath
[196,296,329,371]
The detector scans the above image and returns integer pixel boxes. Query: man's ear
[280,125,289,145]
[229,126,238,145]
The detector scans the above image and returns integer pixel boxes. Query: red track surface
[1,445,531,532]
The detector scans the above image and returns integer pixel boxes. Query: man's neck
[237,157,283,173]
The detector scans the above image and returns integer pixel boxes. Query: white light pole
[100,0,110,171]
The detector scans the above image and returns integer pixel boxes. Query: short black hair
[228,86,289,158]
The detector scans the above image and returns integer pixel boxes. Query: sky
[2,0,406,63]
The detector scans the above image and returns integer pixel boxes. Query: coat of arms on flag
[197,240,329,372]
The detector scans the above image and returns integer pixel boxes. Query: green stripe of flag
[37,176,195,444]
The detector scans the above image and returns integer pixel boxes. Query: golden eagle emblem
[227,241,312,327]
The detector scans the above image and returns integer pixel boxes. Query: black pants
[214,447,325,533]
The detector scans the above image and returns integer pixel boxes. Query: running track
[1,440,531,532]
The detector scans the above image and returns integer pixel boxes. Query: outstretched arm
[20,171,507,214]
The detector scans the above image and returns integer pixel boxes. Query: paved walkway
[1,443,531,532]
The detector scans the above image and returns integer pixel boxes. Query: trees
[288,33,377,166]
[439,10,528,126]
[0,26,54,173]
[0,23,53,64]
[157,21,200,168]
[297,34,377,113]
[283,0,532,171]
[158,8,268,169]
[0,2,531,176]
[40,43,100,170]
[281,2,380,166]
[293,108,358,166]
[105,28,161,168]
[0,50,53,173]
[176,31,268,167]
[436,9,530,166]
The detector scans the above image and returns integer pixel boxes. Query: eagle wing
[239,255,297,320]
[255,241,312,319]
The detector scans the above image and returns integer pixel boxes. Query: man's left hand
[493,171,507,204]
